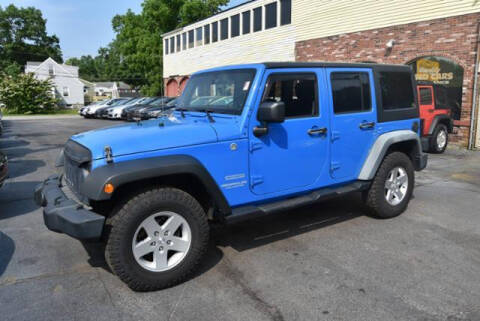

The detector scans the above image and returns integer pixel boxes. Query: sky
[0,0,249,60]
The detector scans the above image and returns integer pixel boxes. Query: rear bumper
[421,137,430,152]
[34,175,105,240]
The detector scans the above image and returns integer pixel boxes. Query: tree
[66,0,228,95]
[113,0,228,95]
[0,72,57,114]
[0,4,62,73]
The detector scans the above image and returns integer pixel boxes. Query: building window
[48,64,54,76]
[220,18,228,40]
[253,7,262,32]
[231,14,240,38]
[204,24,210,44]
[331,72,371,114]
[182,32,187,50]
[164,39,169,55]
[280,0,292,25]
[188,30,194,48]
[196,27,202,46]
[170,37,175,54]
[379,71,415,110]
[212,21,218,42]
[63,86,69,97]
[263,73,318,118]
[176,35,181,52]
[265,2,277,29]
[242,11,250,34]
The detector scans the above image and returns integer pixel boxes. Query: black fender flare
[80,155,231,214]
[428,114,453,135]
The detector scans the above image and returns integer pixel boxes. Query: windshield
[177,69,255,115]
[110,99,128,106]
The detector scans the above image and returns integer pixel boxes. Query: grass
[1,108,79,116]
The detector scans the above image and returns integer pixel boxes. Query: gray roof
[95,82,115,87]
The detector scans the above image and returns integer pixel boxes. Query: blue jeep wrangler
[35,62,427,291]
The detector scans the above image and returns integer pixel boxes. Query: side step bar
[225,181,370,224]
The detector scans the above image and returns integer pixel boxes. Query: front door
[249,69,329,195]
[327,68,377,181]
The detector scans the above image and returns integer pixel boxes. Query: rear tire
[429,124,448,153]
[105,187,209,291]
[363,152,414,219]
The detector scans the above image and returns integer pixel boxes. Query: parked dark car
[120,97,159,119]
[125,97,173,121]
[94,98,131,118]
[0,151,7,188]
[139,98,177,120]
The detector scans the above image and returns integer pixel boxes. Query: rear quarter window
[419,87,433,105]
[379,71,415,110]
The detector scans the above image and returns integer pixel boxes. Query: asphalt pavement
[0,118,479,321]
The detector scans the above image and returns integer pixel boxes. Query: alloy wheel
[384,166,409,206]
[132,211,192,272]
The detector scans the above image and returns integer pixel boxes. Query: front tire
[363,152,414,219]
[429,124,448,153]
[105,187,209,291]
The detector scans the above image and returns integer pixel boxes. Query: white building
[25,57,84,107]
[161,0,480,148]
[94,82,137,99]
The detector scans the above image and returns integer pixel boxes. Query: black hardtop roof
[262,61,412,71]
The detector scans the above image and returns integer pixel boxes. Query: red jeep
[417,81,454,153]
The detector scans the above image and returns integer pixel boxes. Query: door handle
[359,122,375,129]
[308,127,327,135]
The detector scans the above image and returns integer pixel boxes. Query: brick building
[162,0,480,148]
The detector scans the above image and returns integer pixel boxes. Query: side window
[170,37,175,54]
[231,14,240,37]
[262,73,318,118]
[379,71,415,110]
[204,25,210,44]
[176,35,181,51]
[188,30,194,48]
[212,22,218,43]
[253,7,262,32]
[331,72,371,114]
[220,18,229,40]
[182,32,187,50]
[419,87,432,105]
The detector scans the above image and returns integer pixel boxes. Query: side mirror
[257,101,285,123]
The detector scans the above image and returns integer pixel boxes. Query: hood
[71,115,220,160]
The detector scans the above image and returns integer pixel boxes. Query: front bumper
[34,175,105,240]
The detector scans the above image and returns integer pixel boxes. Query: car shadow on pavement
[79,194,363,284]
[0,181,42,220]
[0,138,30,150]
[0,232,15,277]
[213,193,365,252]
[80,238,224,281]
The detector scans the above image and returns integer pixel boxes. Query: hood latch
[104,146,113,163]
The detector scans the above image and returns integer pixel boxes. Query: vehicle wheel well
[386,140,418,163]
[437,119,452,133]
[104,174,214,218]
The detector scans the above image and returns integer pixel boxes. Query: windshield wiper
[174,107,187,118]
[197,109,215,123]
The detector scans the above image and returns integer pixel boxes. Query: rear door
[327,68,377,181]
[417,85,435,136]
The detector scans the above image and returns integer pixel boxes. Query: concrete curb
[3,115,81,120]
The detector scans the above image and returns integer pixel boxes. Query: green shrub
[0,73,58,114]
